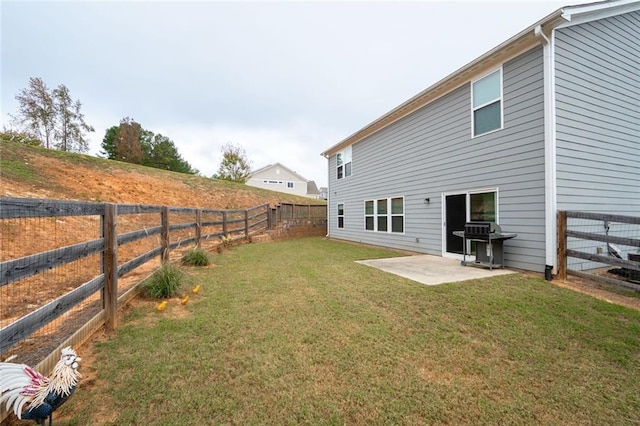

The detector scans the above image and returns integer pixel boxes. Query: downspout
[322,153,331,238]
[534,25,557,281]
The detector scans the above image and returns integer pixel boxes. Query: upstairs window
[336,146,352,179]
[472,69,502,137]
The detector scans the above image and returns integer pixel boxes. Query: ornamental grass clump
[143,263,185,299]
[181,248,210,266]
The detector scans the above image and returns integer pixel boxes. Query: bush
[182,248,210,266]
[143,263,185,298]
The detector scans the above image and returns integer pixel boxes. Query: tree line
[2,77,253,181]
[100,117,197,174]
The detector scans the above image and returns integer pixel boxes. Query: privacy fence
[0,197,325,376]
[558,211,640,291]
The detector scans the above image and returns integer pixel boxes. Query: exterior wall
[555,11,640,270]
[328,46,547,272]
[247,165,309,197]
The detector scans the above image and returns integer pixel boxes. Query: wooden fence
[269,202,327,224]
[558,211,640,291]
[0,197,272,374]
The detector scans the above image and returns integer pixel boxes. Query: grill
[452,222,517,270]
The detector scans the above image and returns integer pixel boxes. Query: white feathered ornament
[0,346,81,426]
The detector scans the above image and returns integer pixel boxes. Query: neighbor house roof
[249,162,310,182]
[321,0,639,158]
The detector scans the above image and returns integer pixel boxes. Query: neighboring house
[318,187,328,200]
[321,0,640,274]
[246,162,320,198]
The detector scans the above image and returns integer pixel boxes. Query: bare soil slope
[0,141,325,208]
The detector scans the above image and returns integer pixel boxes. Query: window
[470,191,496,222]
[377,199,388,232]
[337,203,344,229]
[287,181,294,188]
[391,197,404,233]
[364,197,404,233]
[365,200,374,231]
[472,69,502,137]
[337,146,352,179]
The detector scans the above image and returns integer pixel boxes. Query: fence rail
[558,211,640,291]
[0,197,274,373]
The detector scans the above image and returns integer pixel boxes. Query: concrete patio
[356,254,516,286]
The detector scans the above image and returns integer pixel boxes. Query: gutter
[534,24,558,280]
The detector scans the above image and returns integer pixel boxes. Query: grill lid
[464,222,502,237]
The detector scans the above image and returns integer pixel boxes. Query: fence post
[161,206,170,263]
[558,210,567,281]
[222,211,228,237]
[104,203,118,330]
[195,209,202,248]
[308,204,311,219]
[244,209,249,240]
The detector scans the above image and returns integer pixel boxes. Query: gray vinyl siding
[328,46,546,272]
[555,11,640,270]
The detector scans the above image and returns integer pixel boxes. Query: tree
[114,117,144,163]
[52,85,94,152]
[10,77,93,152]
[214,142,252,183]
[144,134,198,174]
[99,125,119,159]
[10,77,55,148]
[100,118,198,174]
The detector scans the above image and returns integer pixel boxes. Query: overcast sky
[1,0,581,188]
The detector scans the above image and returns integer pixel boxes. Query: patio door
[443,189,498,257]
[445,194,466,254]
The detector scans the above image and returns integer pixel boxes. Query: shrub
[142,263,185,298]
[182,248,210,266]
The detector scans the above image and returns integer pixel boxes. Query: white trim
[471,67,504,138]
[558,0,640,28]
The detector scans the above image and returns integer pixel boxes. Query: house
[321,0,640,274]
[246,162,320,198]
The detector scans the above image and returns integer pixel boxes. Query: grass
[181,247,211,266]
[59,238,640,425]
[141,263,186,299]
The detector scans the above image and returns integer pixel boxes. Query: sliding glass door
[443,189,498,257]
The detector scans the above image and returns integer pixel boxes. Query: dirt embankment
[0,141,325,209]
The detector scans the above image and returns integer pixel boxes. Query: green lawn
[60,237,640,425]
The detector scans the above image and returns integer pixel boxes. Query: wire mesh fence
[559,211,640,291]
[0,212,102,366]
[0,198,272,369]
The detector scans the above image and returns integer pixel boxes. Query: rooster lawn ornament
[0,346,81,426]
